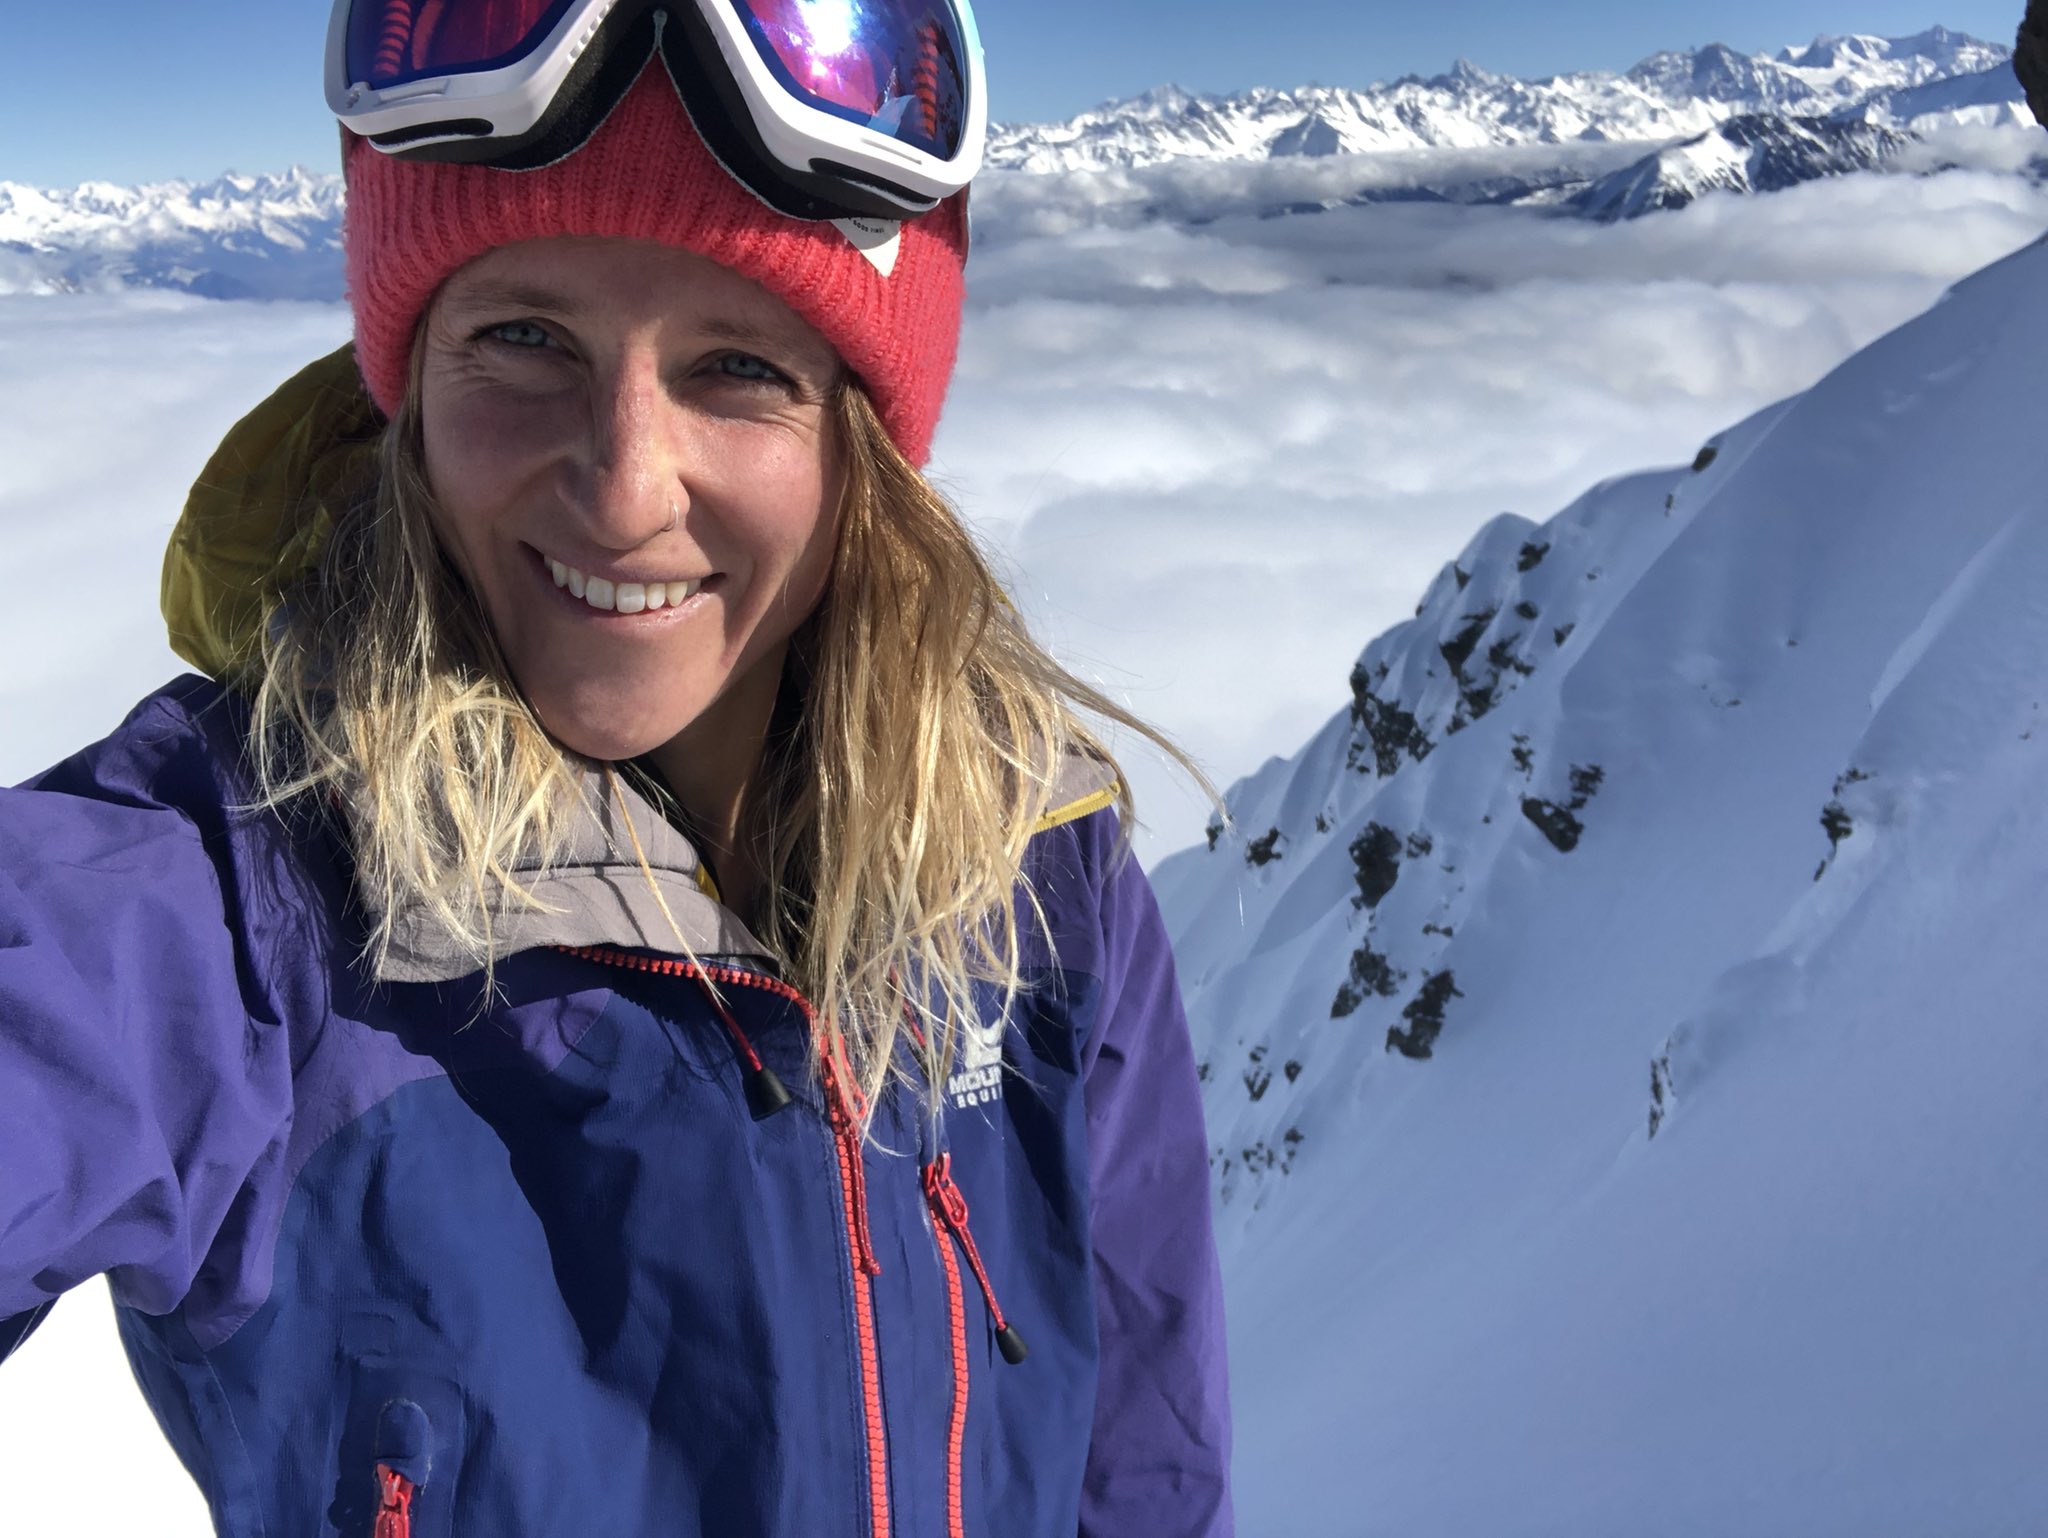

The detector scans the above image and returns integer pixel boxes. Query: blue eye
[486,321,552,349]
[719,353,785,384]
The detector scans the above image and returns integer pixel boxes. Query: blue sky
[0,2,2026,186]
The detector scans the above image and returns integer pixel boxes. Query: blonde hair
[251,364,1203,1119]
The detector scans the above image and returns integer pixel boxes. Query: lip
[524,543,718,623]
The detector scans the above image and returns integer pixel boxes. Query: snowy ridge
[987,28,2011,173]
[0,168,343,299]
[1149,233,2048,1530]
[1571,113,1915,220]
[0,29,2030,299]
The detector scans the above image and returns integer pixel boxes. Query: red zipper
[373,1465,414,1538]
[923,1168,972,1538]
[558,945,892,1538]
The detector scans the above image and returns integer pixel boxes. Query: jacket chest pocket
[332,1368,468,1538]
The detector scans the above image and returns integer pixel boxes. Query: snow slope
[1151,230,2048,1533]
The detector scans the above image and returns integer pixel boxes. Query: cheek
[760,460,842,615]
[422,387,553,519]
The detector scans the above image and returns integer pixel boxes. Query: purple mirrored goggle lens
[345,0,583,91]
[727,0,970,160]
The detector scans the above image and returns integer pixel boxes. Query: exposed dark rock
[1386,970,1463,1059]
[1405,831,1434,858]
[1205,819,1223,852]
[1283,1059,1303,1083]
[1511,733,1534,776]
[1554,623,1575,646]
[1246,826,1285,866]
[1348,666,1434,775]
[1452,563,1471,591]
[1441,607,1498,676]
[1522,796,1586,852]
[1244,1045,1272,1102]
[1515,600,1540,620]
[1349,822,1403,908]
[1648,1053,1672,1138]
[1487,636,1536,678]
[1522,761,1605,852]
[1518,540,1551,572]
[1238,1131,1304,1177]
[1331,936,1404,1016]
[1458,680,1498,724]
[1691,443,1720,473]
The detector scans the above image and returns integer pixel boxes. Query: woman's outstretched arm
[0,685,295,1350]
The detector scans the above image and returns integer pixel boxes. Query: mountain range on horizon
[0,27,2035,300]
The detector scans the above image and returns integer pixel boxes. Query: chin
[523,675,700,765]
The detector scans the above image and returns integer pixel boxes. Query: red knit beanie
[344,63,968,465]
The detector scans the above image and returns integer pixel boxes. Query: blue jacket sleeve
[1077,819,1234,1537]
[0,687,295,1333]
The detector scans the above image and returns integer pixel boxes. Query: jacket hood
[161,349,1118,982]
[162,344,381,683]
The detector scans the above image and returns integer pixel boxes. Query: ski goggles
[325,0,987,222]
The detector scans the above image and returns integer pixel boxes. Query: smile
[542,553,708,615]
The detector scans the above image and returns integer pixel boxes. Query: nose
[565,346,684,549]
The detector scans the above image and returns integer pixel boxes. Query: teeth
[545,555,703,614]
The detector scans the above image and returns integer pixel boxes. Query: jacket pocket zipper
[373,1465,414,1538]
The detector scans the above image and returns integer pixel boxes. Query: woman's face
[419,236,844,767]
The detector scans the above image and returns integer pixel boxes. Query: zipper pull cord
[688,971,794,1120]
[922,1153,1028,1365]
[373,1465,415,1538]
[824,1054,884,1276]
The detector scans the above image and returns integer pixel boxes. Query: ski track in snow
[3,152,2048,1535]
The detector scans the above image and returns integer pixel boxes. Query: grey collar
[366,765,774,984]
[362,753,1120,985]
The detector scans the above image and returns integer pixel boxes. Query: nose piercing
[664,499,679,534]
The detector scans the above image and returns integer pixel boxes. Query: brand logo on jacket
[948,1012,1005,1109]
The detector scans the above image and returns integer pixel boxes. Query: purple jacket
[0,667,1232,1536]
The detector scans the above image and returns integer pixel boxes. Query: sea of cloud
[937,153,2048,854]
[3,149,2048,1531]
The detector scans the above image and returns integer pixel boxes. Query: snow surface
[1151,224,2048,1537]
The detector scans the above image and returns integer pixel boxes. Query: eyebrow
[446,280,577,317]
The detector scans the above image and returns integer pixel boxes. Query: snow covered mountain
[0,169,343,300]
[1571,113,1915,220]
[987,27,2012,173]
[0,29,2029,298]
[1150,227,2048,1532]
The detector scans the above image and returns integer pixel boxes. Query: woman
[0,2,1231,1535]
